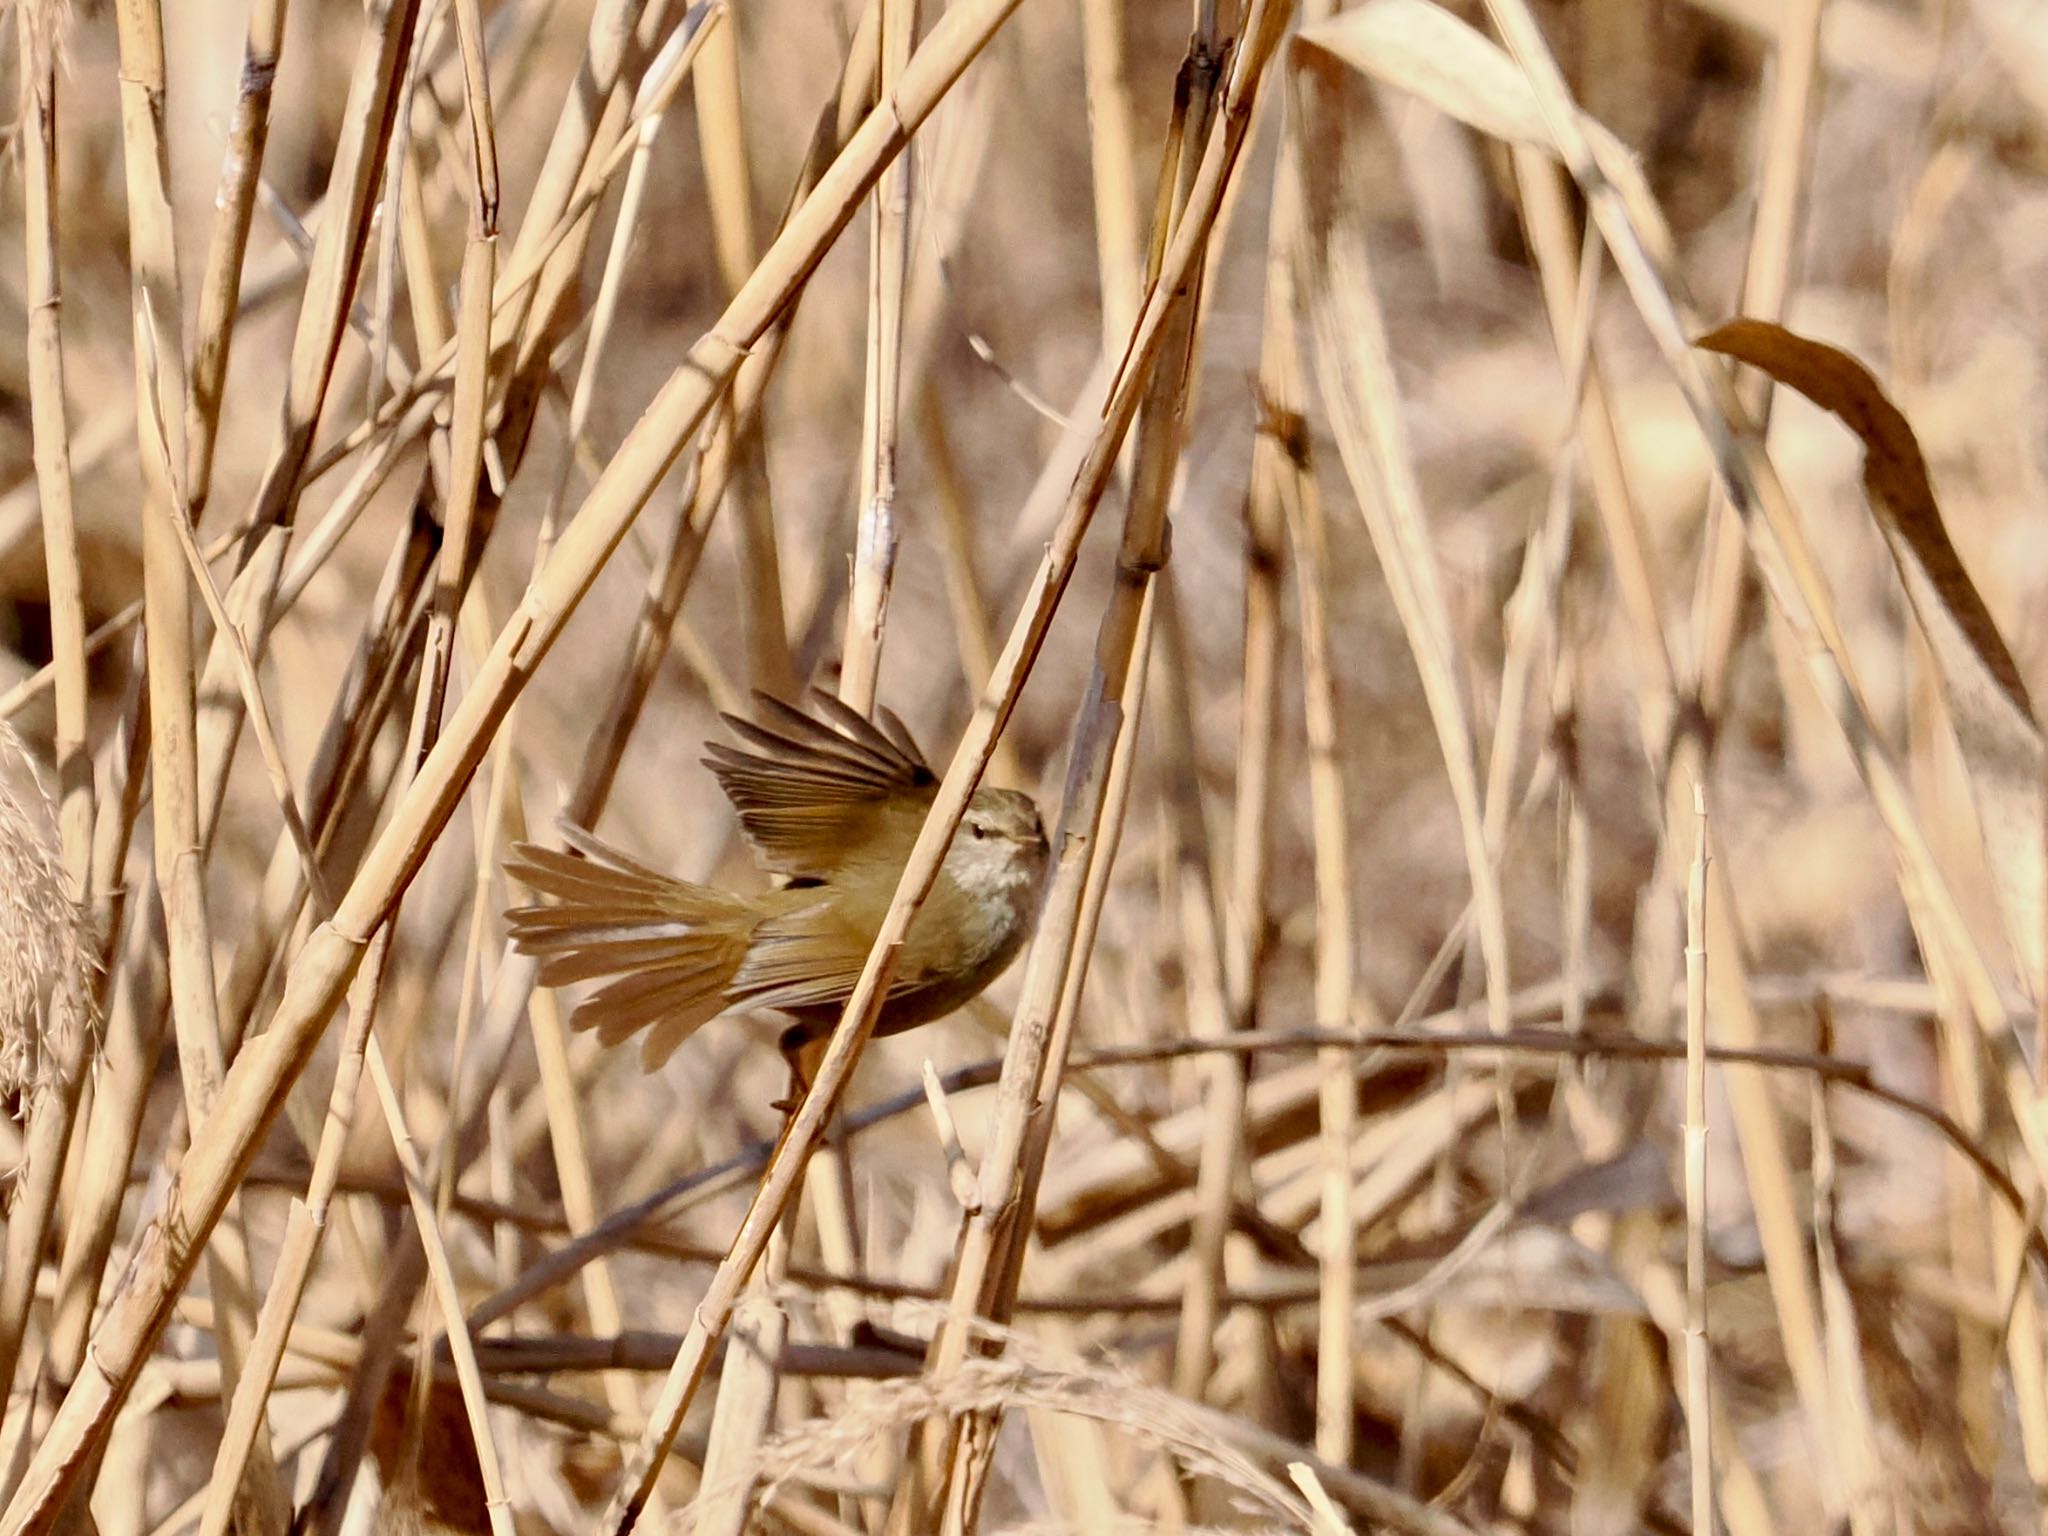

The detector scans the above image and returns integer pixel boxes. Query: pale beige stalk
[0,7,96,1414]
[0,2,1041,1524]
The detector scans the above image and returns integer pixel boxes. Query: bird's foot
[773,1024,815,1118]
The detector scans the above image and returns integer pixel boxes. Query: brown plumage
[505,694,1050,1071]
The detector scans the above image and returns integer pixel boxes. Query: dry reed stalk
[461,611,649,1485]
[294,2,722,495]
[677,2,794,702]
[1158,580,1254,1412]
[1216,101,1296,1446]
[1133,35,1247,1432]
[611,13,1291,1530]
[1289,42,1512,1052]
[774,12,927,1503]
[0,10,97,1418]
[0,2,1050,1527]
[1691,0,1826,719]
[38,721,157,1458]
[139,380,331,914]
[1683,786,1714,1536]
[1080,0,1142,348]
[361,1040,516,1536]
[840,0,917,712]
[1806,1025,1888,1535]
[917,382,1016,783]
[184,0,289,508]
[193,0,425,834]
[1259,143,1358,1455]
[1518,190,1675,1536]
[690,1269,788,1536]
[537,36,673,538]
[111,0,292,1523]
[1512,145,1673,729]
[500,0,671,383]
[1904,624,2006,1464]
[691,5,756,294]
[897,16,1298,1526]
[193,931,386,1536]
[415,0,500,797]
[1480,233,1592,862]
[213,521,434,1060]
[1673,796,1839,1505]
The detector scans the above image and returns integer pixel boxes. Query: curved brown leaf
[1699,317,2044,991]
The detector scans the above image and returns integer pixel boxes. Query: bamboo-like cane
[885,13,1293,1528]
[0,4,1041,1526]
[184,0,290,508]
[1684,784,1715,1536]
[0,8,93,1418]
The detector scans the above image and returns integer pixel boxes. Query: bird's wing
[724,896,870,1011]
[725,891,939,1012]
[703,691,936,878]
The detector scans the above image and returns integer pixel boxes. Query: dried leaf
[1292,0,1638,172]
[1699,318,2045,993]
[1294,0,1549,148]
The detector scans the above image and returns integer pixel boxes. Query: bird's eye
[969,823,987,839]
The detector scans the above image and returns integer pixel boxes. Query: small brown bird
[505,694,1050,1074]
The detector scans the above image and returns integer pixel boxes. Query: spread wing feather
[703,692,936,877]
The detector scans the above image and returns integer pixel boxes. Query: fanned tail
[505,828,756,1070]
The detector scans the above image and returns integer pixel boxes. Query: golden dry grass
[1,1,2047,1533]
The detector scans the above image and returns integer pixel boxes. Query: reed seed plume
[0,718,89,1099]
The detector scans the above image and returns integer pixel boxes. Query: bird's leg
[772,1023,824,1117]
